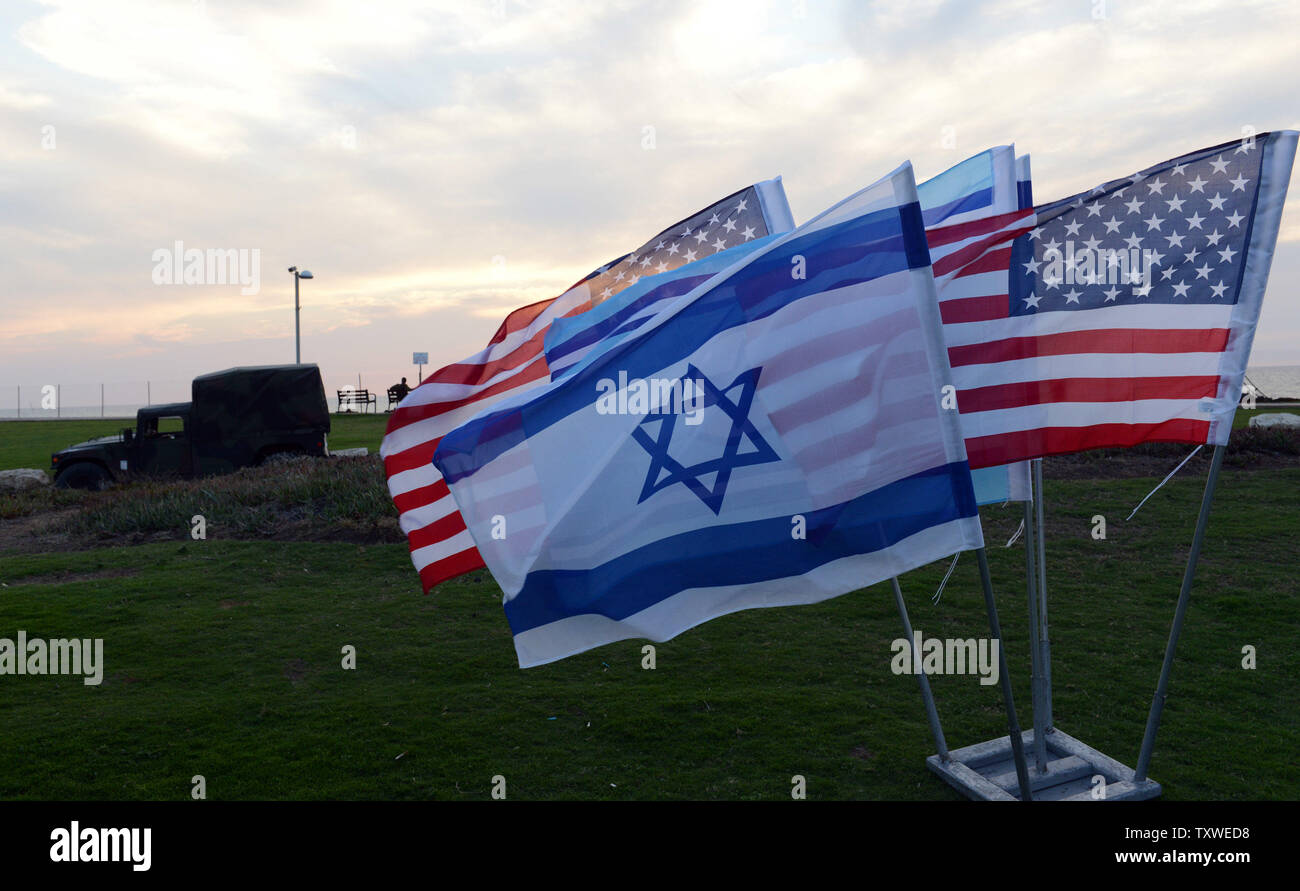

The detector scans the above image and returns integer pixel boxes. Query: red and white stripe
[927,209,1231,468]
[381,282,594,591]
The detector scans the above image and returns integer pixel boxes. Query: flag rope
[1005,518,1025,548]
[930,553,961,605]
[1125,445,1204,521]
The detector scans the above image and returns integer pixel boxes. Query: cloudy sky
[1,0,1297,406]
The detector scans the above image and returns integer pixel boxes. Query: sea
[1245,364,1300,400]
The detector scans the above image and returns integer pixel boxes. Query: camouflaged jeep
[52,364,331,489]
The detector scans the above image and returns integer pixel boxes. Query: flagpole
[1033,458,1053,730]
[1134,443,1226,783]
[975,547,1033,800]
[890,577,949,762]
[1022,494,1048,772]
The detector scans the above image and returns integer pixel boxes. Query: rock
[331,447,369,457]
[1249,412,1300,428]
[0,468,50,492]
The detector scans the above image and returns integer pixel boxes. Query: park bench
[387,386,408,411]
[337,388,377,413]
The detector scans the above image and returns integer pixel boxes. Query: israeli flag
[552,148,1032,506]
[434,162,984,668]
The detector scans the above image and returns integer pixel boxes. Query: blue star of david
[630,364,780,515]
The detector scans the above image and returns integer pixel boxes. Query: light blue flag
[434,161,984,667]
[917,146,1010,226]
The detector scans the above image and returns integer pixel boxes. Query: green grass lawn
[0,464,1295,800]
[0,413,391,472]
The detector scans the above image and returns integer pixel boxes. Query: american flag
[382,182,789,591]
[934,133,1295,469]
[928,204,1039,457]
[916,145,1033,504]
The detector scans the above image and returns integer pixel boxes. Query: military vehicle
[52,364,331,489]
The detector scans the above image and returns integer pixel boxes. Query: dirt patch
[282,658,313,685]
[0,508,401,556]
[260,514,402,546]
[1045,448,1298,480]
[0,566,140,588]
[1045,425,1300,479]
[0,508,81,555]
[104,672,141,685]
[0,453,403,556]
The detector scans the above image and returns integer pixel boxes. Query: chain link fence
[0,381,192,420]
[1,372,406,419]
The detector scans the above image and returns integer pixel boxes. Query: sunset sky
[2,0,1297,405]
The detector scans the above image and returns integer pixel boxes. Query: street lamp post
[288,266,314,364]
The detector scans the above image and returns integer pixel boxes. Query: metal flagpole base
[926,727,1162,801]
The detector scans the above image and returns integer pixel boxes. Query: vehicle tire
[54,462,111,491]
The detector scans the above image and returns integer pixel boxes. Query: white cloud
[1,0,1298,386]
[0,81,50,108]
